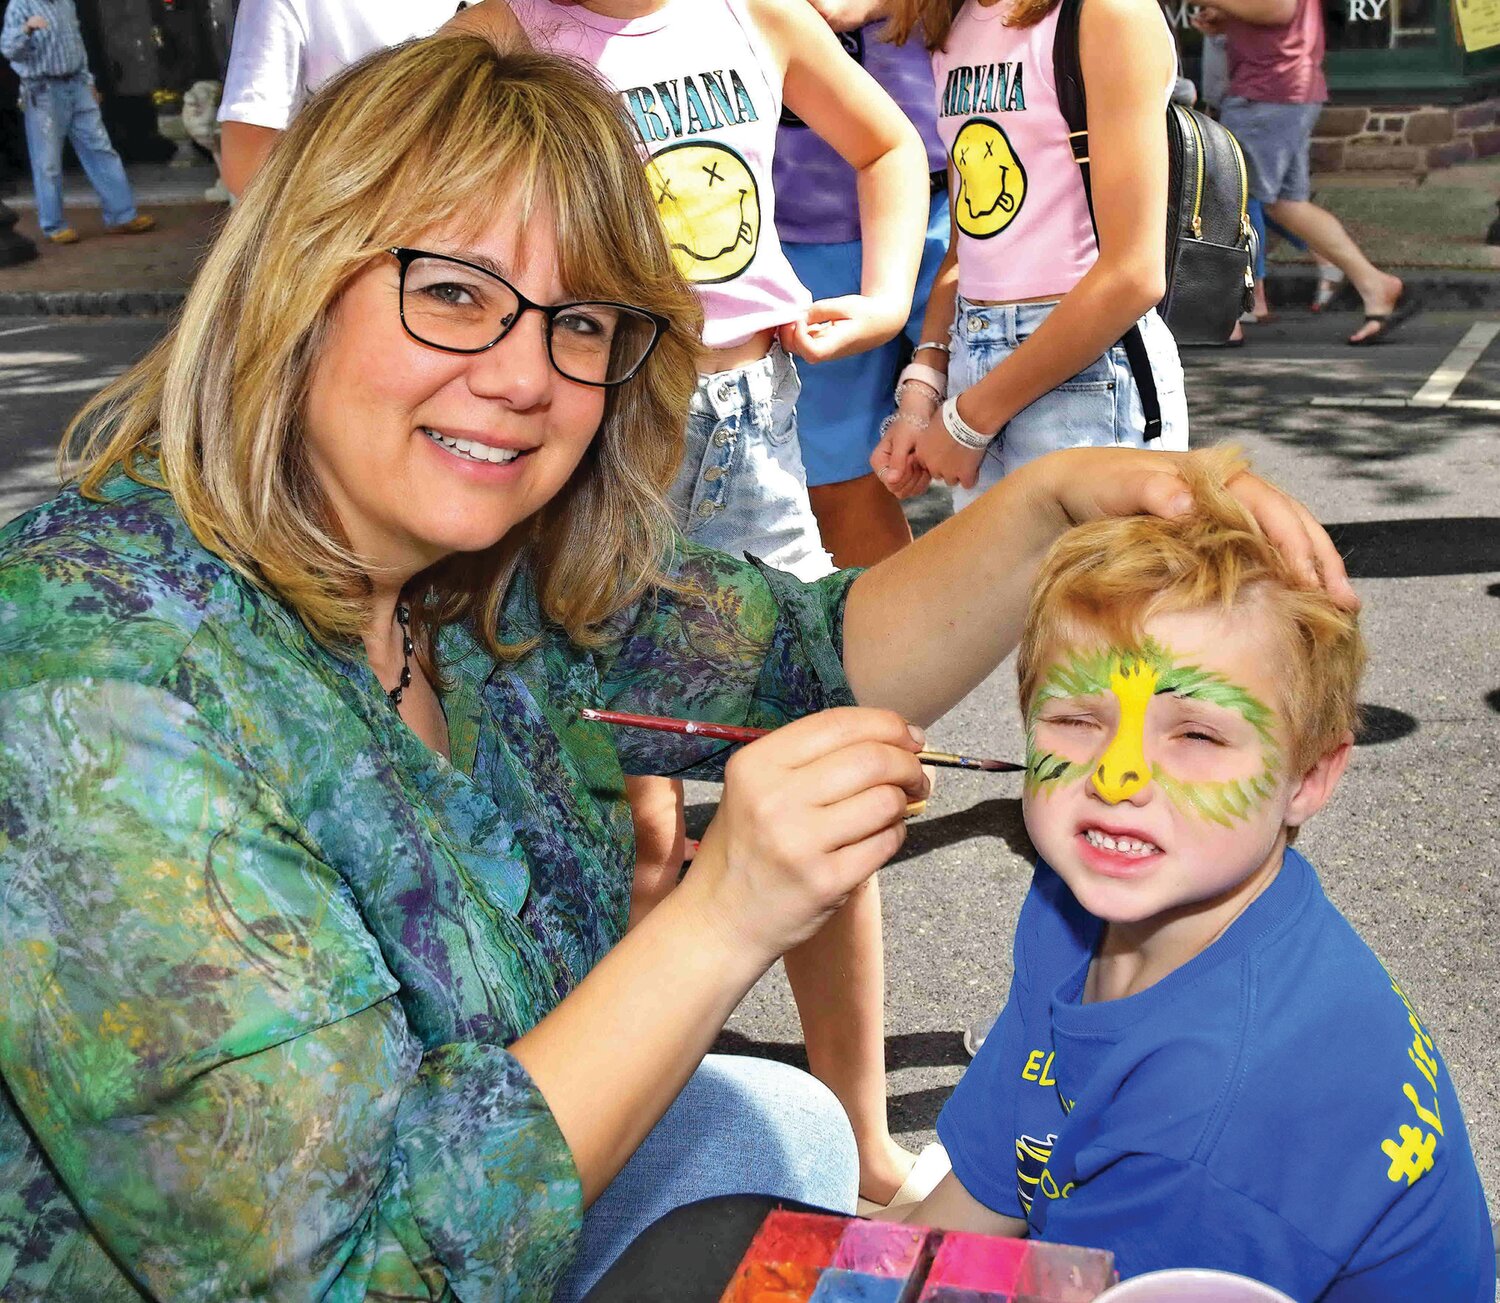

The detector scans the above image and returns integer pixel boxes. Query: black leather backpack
[1052,0,1257,436]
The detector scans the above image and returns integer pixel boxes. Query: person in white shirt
[218,0,461,195]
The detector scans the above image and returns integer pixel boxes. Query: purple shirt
[1226,0,1327,104]
[773,24,944,245]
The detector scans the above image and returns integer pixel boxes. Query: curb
[1266,266,1500,312]
[0,289,186,317]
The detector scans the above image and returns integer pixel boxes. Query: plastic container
[1094,1269,1296,1303]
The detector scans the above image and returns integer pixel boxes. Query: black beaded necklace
[387,603,414,707]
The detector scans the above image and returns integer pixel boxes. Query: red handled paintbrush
[579,708,1025,773]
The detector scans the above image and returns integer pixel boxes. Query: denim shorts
[668,342,835,581]
[1219,99,1322,205]
[950,297,1189,513]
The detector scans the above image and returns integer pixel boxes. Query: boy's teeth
[1084,828,1160,856]
[423,428,521,464]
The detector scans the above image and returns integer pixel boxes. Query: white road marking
[1310,397,1410,408]
[0,323,54,341]
[1309,321,1500,413]
[1410,322,1500,407]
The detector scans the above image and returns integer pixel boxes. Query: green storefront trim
[1326,3,1500,102]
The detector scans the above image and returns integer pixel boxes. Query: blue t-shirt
[938,849,1494,1299]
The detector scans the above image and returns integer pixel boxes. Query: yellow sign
[1454,0,1500,53]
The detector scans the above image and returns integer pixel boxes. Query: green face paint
[1024,637,1281,824]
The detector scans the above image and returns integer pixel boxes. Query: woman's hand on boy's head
[1035,448,1359,611]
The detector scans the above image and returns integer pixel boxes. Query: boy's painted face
[1022,605,1306,927]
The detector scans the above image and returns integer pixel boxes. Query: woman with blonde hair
[0,31,1351,1302]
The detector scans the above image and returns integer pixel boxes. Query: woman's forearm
[842,454,1068,724]
[961,262,1164,434]
[508,883,766,1204]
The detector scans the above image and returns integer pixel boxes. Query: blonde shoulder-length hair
[66,34,703,666]
[885,0,1059,50]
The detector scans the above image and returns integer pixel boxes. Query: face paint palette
[719,1212,1115,1303]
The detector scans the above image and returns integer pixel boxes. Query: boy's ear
[1285,730,1353,830]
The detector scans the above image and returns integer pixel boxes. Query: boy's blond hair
[1017,448,1365,775]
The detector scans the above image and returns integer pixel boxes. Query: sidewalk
[1,159,1497,316]
[1260,156,1499,312]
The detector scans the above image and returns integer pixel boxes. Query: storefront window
[1328,0,1441,51]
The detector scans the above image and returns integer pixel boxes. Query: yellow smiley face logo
[645,141,760,284]
[951,118,1027,240]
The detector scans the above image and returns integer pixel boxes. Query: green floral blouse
[0,474,858,1301]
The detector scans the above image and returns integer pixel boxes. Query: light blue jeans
[554,1054,859,1301]
[20,73,138,235]
[950,297,1189,513]
[669,342,835,581]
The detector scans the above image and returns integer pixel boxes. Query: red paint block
[744,1211,848,1270]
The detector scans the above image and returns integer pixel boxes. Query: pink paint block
[1014,1240,1116,1303]
[924,1232,1028,1293]
[745,1211,848,1270]
[831,1220,930,1278]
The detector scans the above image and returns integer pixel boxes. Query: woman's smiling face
[301,198,608,580]
[1021,603,1303,928]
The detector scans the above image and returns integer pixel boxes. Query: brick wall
[1310,98,1500,174]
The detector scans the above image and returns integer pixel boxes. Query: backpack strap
[1050,0,1163,442]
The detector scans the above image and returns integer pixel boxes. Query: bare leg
[783,876,915,1204]
[1266,199,1403,343]
[624,775,686,930]
[809,473,914,571]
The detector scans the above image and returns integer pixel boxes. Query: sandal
[855,1142,952,1216]
[1348,295,1420,346]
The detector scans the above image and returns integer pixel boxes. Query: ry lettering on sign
[1348,0,1389,19]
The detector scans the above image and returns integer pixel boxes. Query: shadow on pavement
[1355,704,1419,745]
[712,1028,970,1076]
[1328,517,1500,578]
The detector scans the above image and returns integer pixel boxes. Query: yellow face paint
[1025,639,1282,825]
[1091,659,1160,803]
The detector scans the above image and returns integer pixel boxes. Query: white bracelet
[942,396,994,450]
[896,362,948,400]
[915,340,951,355]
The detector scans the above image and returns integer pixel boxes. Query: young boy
[901,450,1494,1297]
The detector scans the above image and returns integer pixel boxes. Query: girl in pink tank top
[452,0,936,1221]
[873,0,1189,506]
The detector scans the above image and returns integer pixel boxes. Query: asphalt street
[2,310,1498,1218]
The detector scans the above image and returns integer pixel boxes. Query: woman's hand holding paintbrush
[653,707,931,963]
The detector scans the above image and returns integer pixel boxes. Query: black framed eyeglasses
[388,247,669,388]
